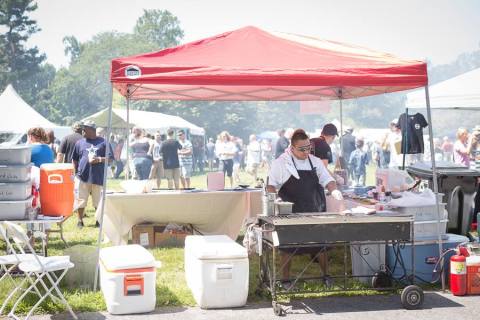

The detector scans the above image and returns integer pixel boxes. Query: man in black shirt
[160,128,182,189]
[56,122,83,170]
[275,129,289,159]
[311,123,338,167]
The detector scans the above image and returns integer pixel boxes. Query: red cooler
[40,163,74,216]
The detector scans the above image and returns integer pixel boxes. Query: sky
[28,0,480,69]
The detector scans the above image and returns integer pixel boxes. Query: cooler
[184,235,249,309]
[386,233,469,282]
[40,163,74,216]
[99,244,158,314]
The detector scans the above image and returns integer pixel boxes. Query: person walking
[349,138,369,186]
[71,120,113,228]
[56,122,83,166]
[148,132,164,188]
[206,137,216,171]
[275,129,289,159]
[216,131,236,188]
[28,127,54,168]
[178,130,193,189]
[246,134,261,182]
[160,128,182,189]
[130,127,152,180]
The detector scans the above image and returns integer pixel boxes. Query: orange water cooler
[40,163,74,216]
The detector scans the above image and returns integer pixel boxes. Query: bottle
[385,191,392,203]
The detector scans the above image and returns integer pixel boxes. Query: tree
[134,9,184,49]
[37,9,185,124]
[0,0,46,102]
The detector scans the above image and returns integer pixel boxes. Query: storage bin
[386,233,468,283]
[351,242,386,284]
[0,181,31,201]
[40,163,74,216]
[394,203,448,221]
[185,235,249,309]
[0,145,31,165]
[0,164,32,182]
[100,244,158,315]
[0,197,33,220]
[414,219,448,239]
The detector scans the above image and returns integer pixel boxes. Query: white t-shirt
[247,141,261,165]
[215,141,236,160]
[268,149,334,190]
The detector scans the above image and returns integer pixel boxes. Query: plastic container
[40,163,74,216]
[100,244,158,315]
[0,181,31,201]
[0,197,33,220]
[394,203,448,221]
[351,242,386,284]
[185,235,249,309]
[413,219,448,239]
[0,164,32,182]
[466,256,480,295]
[376,168,415,191]
[0,145,32,165]
[386,233,469,283]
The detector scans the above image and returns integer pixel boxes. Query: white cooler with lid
[185,235,249,309]
[99,244,159,314]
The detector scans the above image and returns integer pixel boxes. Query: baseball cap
[321,123,338,136]
[82,120,97,129]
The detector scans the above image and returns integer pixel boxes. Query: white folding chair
[3,221,77,320]
[0,222,46,315]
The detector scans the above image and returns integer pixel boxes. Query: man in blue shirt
[72,120,113,228]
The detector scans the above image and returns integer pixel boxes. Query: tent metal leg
[424,85,445,292]
[94,84,115,291]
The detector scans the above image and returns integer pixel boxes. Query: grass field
[0,164,402,315]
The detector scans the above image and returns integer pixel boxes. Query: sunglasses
[293,144,311,152]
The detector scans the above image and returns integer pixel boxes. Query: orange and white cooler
[99,244,160,314]
[40,163,74,216]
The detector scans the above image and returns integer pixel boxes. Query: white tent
[83,108,205,136]
[0,84,59,132]
[406,68,480,110]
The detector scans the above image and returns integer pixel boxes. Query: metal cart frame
[256,216,423,316]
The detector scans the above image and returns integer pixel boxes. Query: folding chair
[0,222,44,315]
[3,221,77,320]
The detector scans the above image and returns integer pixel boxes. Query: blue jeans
[133,157,152,180]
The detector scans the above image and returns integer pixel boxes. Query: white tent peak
[0,84,58,132]
[406,68,480,110]
[83,108,205,136]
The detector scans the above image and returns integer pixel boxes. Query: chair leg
[46,271,77,319]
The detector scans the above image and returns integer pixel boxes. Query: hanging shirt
[397,113,428,154]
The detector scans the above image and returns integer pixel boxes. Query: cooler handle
[124,274,144,296]
[215,264,233,281]
[48,174,63,184]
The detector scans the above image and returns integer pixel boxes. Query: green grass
[0,164,419,315]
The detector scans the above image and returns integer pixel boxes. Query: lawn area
[0,164,388,315]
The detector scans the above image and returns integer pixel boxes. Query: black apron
[278,156,326,213]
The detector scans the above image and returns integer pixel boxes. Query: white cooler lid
[186,235,248,260]
[100,244,155,271]
[40,163,74,170]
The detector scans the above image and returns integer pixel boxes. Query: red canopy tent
[110,26,427,101]
[97,26,444,291]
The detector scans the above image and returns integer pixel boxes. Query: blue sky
[29,0,480,69]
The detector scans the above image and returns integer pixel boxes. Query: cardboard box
[154,231,188,247]
[132,223,167,248]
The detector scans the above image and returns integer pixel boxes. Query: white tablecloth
[96,189,262,245]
